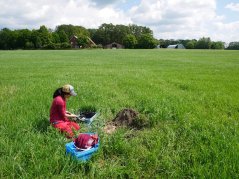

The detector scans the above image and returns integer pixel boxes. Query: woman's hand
[66,111,72,115]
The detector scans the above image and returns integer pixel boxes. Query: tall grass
[0,49,239,178]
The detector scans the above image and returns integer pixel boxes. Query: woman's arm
[65,113,77,118]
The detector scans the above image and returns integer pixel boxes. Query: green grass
[0,49,239,178]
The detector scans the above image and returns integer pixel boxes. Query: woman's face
[65,94,71,100]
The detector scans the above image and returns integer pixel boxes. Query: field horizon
[0,49,239,178]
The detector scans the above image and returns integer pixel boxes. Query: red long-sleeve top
[50,96,69,123]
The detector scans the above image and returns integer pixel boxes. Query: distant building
[87,37,96,46]
[104,42,124,49]
[156,44,161,48]
[167,44,185,49]
[70,35,79,48]
[70,35,97,48]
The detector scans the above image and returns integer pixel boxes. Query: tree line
[0,24,238,50]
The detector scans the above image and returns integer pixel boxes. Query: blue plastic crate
[65,134,99,161]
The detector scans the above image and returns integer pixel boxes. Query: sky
[0,0,239,43]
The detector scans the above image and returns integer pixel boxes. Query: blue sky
[0,0,238,43]
[217,0,239,22]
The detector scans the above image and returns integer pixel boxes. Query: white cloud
[0,0,131,29]
[0,0,238,43]
[225,2,239,12]
[128,0,219,39]
[89,0,122,7]
[210,21,239,43]
[127,0,239,42]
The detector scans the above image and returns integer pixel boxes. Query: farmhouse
[104,42,124,49]
[70,35,79,48]
[87,37,96,46]
[167,44,185,49]
[70,35,96,48]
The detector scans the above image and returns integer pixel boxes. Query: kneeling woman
[50,84,80,138]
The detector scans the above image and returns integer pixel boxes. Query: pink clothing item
[53,121,80,138]
[50,95,80,138]
[50,96,68,123]
[74,134,99,149]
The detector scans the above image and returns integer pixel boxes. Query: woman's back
[50,95,67,123]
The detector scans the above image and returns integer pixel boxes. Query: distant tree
[159,38,224,49]
[226,42,239,50]
[42,42,56,49]
[92,23,155,46]
[16,29,32,49]
[55,24,89,39]
[52,32,60,44]
[58,30,68,43]
[31,30,42,48]
[25,41,34,49]
[91,28,105,45]
[38,25,51,46]
[195,37,211,49]
[129,24,153,39]
[77,34,89,48]
[137,34,157,49]
[186,40,197,49]
[88,28,97,37]
[123,34,137,49]
[0,28,18,49]
[60,42,71,49]
[211,41,225,49]
[159,39,174,48]
[158,39,166,48]
[113,25,130,44]
[94,23,114,45]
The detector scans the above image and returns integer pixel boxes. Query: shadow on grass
[33,116,50,133]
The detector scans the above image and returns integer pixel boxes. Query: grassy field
[0,49,239,178]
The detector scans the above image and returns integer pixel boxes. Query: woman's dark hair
[53,88,64,98]
[53,87,71,98]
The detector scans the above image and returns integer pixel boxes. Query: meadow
[0,49,239,178]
